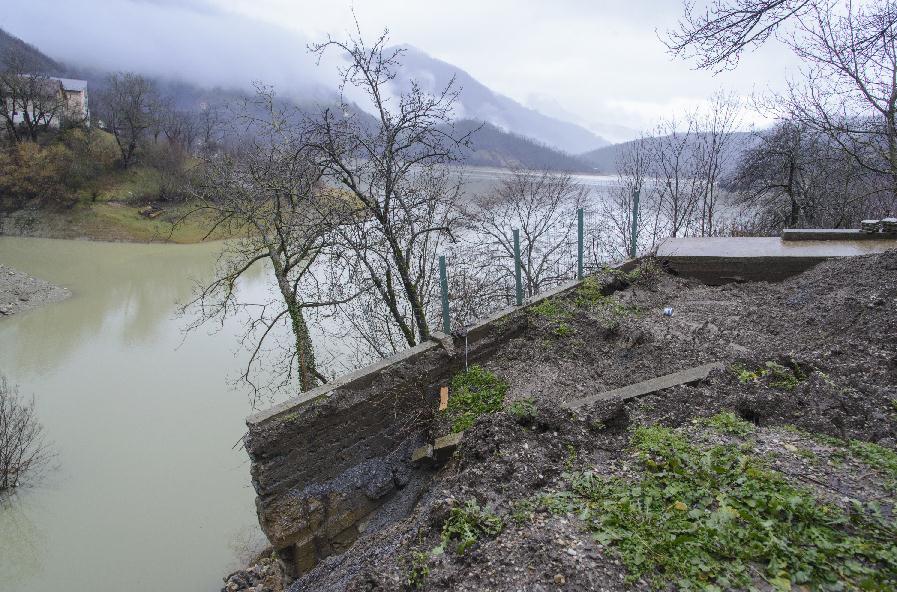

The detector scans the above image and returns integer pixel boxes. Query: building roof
[51,77,88,92]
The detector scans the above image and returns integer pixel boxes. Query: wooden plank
[566,362,724,409]
[439,386,449,411]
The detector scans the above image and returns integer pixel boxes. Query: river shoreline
[0,263,71,317]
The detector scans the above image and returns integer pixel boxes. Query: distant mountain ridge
[0,27,599,172]
[579,131,758,175]
[392,45,610,154]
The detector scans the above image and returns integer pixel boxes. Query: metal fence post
[438,255,451,334]
[577,207,584,279]
[513,229,523,306]
[630,189,640,259]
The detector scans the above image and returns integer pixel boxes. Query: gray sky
[2,0,802,134]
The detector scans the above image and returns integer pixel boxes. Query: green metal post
[629,189,640,259]
[513,229,523,306]
[438,255,451,334]
[577,207,584,279]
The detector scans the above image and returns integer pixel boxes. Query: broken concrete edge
[565,361,724,409]
[411,431,464,465]
[246,258,642,429]
[411,444,434,463]
[783,228,897,241]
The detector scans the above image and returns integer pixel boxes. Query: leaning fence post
[577,207,584,280]
[513,229,523,306]
[629,189,640,259]
[438,255,451,334]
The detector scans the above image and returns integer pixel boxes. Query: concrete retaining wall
[244,277,600,575]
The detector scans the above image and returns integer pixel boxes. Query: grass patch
[575,276,637,317]
[701,411,756,437]
[543,425,897,590]
[439,500,503,555]
[446,365,508,432]
[529,298,571,321]
[554,322,574,337]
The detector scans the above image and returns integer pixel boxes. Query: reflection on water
[0,494,47,584]
[0,237,287,592]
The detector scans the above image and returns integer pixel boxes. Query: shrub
[0,376,54,492]
[0,142,73,211]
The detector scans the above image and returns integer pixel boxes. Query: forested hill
[579,131,757,175]
[0,29,64,74]
[453,120,594,172]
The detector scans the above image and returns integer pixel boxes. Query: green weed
[544,425,897,590]
[406,551,429,589]
[731,361,804,391]
[507,398,537,422]
[440,500,503,554]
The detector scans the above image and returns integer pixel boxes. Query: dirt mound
[232,252,897,592]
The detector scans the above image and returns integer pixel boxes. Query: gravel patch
[0,263,71,318]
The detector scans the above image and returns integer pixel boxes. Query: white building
[7,76,90,128]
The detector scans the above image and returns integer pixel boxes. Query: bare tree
[98,72,158,168]
[782,1,897,200]
[650,116,702,237]
[0,48,64,143]
[472,169,587,297]
[669,0,897,202]
[665,0,815,71]
[0,376,53,492]
[600,134,663,260]
[731,120,883,229]
[307,25,471,350]
[693,92,742,235]
[197,101,223,155]
[182,87,351,399]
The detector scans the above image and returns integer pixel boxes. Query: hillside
[579,131,757,174]
[396,45,610,154]
[0,29,63,74]
[454,120,593,172]
[229,252,897,591]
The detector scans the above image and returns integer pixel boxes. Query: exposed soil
[228,250,897,592]
[0,263,70,318]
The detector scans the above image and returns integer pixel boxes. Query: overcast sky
[2,0,802,134]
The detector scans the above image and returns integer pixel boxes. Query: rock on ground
[0,264,70,318]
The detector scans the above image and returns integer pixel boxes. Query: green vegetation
[439,500,504,555]
[506,398,537,422]
[564,444,578,470]
[406,550,430,589]
[446,366,508,432]
[0,127,232,243]
[554,322,574,337]
[529,298,571,321]
[511,498,537,525]
[846,440,897,491]
[538,425,897,590]
[702,411,756,437]
[574,276,637,318]
[731,361,805,391]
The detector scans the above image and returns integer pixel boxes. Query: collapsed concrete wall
[244,279,589,576]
